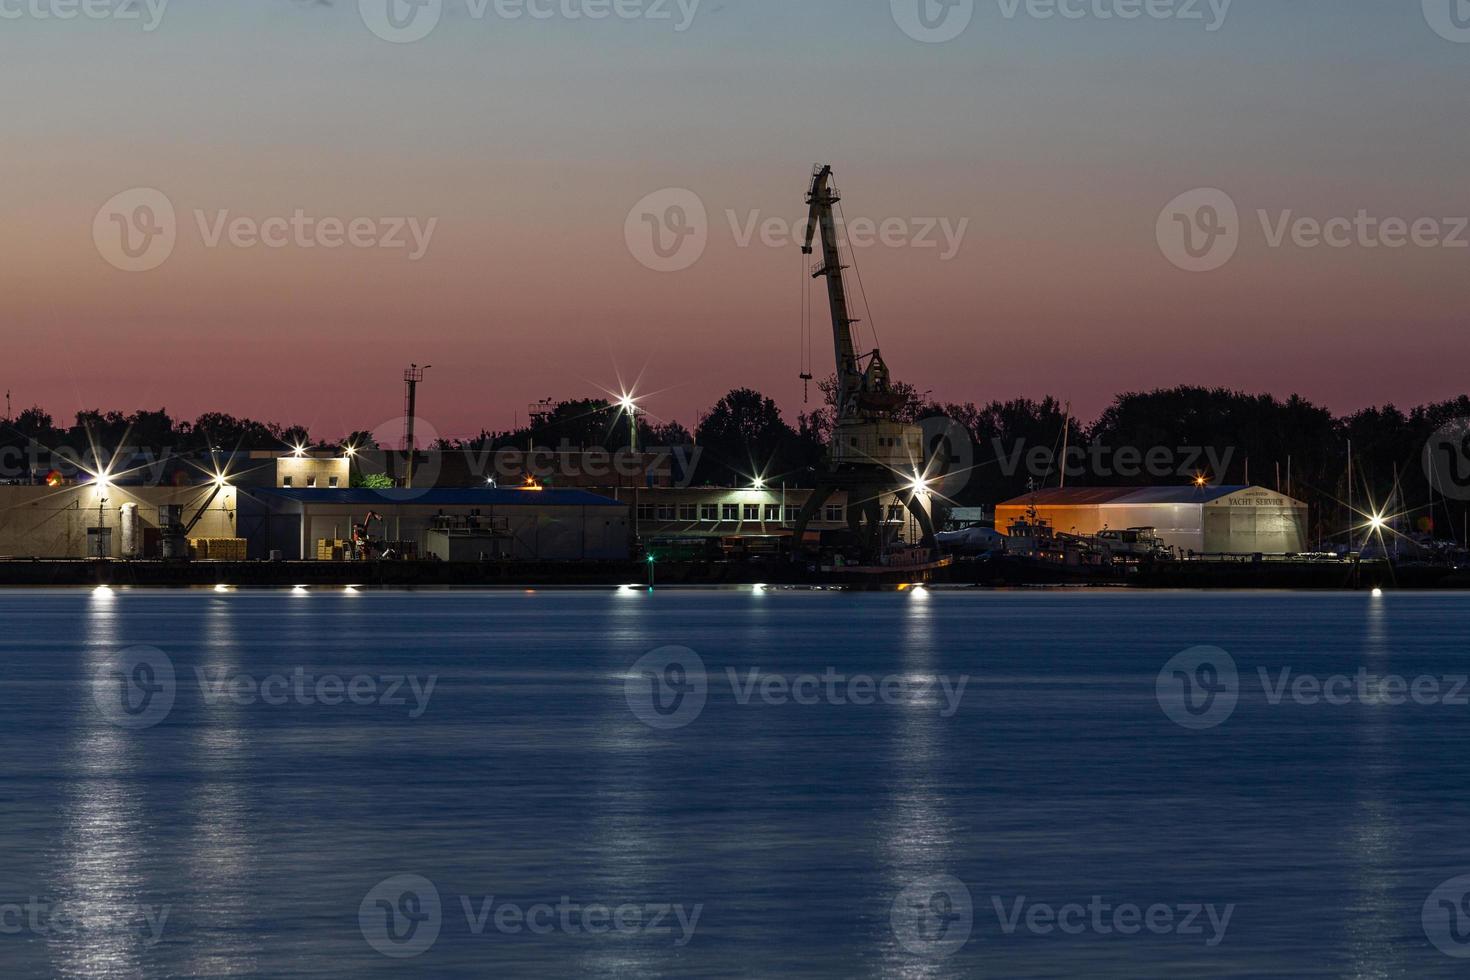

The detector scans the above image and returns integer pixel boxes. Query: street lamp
[617,392,644,548]
[617,393,641,452]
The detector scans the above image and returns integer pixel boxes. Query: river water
[2,587,1469,977]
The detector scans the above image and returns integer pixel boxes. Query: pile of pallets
[191,538,248,561]
[316,538,348,562]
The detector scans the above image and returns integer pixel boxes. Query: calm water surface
[2,588,1469,978]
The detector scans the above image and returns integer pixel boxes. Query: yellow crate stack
[191,538,248,561]
[315,538,348,561]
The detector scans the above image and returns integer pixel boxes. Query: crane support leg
[904,493,940,560]
[790,484,837,554]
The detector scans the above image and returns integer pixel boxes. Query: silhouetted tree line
[5,386,1469,545]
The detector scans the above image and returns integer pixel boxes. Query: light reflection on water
[880,585,959,979]
[0,589,1466,978]
[1344,595,1406,980]
[180,598,256,978]
[50,588,149,980]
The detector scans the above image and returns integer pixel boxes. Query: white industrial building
[994,485,1310,556]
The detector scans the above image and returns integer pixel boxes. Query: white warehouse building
[994,485,1310,556]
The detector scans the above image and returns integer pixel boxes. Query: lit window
[721,504,739,521]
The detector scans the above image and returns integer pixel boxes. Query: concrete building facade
[624,486,932,552]
[237,487,629,561]
[0,483,239,559]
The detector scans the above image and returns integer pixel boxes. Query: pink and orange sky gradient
[3,1,1467,440]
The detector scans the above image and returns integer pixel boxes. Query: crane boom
[803,165,861,414]
[788,163,940,561]
[182,482,224,536]
[802,164,903,424]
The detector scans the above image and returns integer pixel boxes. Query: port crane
[158,481,229,559]
[352,510,387,560]
[789,165,938,560]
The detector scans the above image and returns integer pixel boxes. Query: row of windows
[848,436,911,449]
[282,475,339,488]
[636,503,845,523]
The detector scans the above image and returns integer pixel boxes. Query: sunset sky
[3,0,1467,441]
